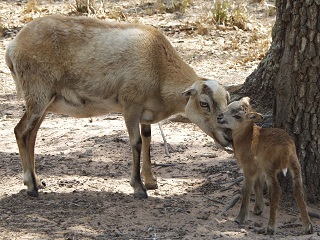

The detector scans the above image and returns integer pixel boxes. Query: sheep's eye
[234,115,241,119]
[200,101,209,108]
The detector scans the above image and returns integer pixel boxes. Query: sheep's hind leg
[265,173,281,235]
[14,103,48,197]
[290,157,313,234]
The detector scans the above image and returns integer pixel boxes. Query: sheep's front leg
[235,174,253,224]
[124,109,147,199]
[140,124,158,190]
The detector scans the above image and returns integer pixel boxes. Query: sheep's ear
[246,112,264,122]
[240,97,250,105]
[226,91,231,103]
[182,87,197,97]
[224,83,243,93]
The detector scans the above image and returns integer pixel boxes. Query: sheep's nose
[217,113,223,121]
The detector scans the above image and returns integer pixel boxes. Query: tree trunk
[239,0,320,202]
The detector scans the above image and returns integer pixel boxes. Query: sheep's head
[183,79,232,147]
[217,97,264,130]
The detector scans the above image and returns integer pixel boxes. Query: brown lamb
[217,97,313,235]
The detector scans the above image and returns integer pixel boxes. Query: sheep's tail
[5,48,23,99]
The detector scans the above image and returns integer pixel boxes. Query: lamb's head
[217,97,264,130]
[182,79,232,147]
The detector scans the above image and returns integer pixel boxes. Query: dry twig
[220,176,243,192]
[223,194,241,213]
[158,122,171,157]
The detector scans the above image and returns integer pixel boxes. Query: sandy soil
[0,0,319,239]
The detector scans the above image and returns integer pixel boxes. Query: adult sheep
[5,15,231,199]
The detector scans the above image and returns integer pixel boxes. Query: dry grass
[74,0,96,14]
[209,0,248,29]
[159,0,193,13]
[25,0,39,13]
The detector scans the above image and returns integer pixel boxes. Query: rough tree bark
[238,0,320,202]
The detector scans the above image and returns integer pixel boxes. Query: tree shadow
[0,190,166,239]
[0,183,226,239]
[0,132,129,176]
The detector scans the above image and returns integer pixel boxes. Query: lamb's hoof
[256,227,266,235]
[253,207,263,215]
[133,189,148,199]
[234,216,245,225]
[27,189,39,197]
[305,223,313,234]
[266,226,275,235]
[253,210,263,216]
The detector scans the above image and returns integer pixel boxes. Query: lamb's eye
[234,115,241,119]
[200,101,209,108]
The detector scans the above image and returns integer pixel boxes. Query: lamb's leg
[140,124,158,190]
[14,104,48,197]
[265,173,281,235]
[253,174,265,215]
[235,174,253,224]
[124,108,147,199]
[290,157,313,234]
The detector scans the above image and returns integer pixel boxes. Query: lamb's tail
[282,167,288,176]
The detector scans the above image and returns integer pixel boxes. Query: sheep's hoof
[26,180,46,197]
[27,189,39,197]
[133,189,148,199]
[144,182,158,190]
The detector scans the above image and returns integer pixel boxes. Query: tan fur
[5,15,231,199]
[217,97,313,235]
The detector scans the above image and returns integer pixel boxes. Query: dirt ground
[0,0,319,239]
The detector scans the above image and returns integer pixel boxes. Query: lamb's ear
[246,112,264,122]
[240,97,250,105]
[182,87,197,97]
